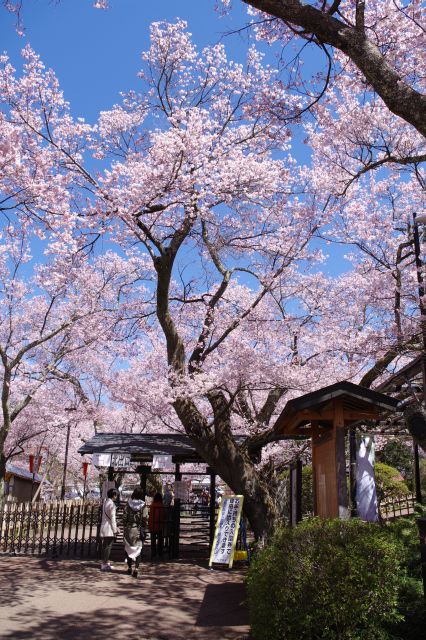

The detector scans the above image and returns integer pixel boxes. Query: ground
[0,555,251,640]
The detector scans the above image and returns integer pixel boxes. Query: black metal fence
[0,499,101,557]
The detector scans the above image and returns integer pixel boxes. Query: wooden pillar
[311,421,319,516]
[138,465,150,499]
[289,459,302,526]
[334,400,349,519]
[311,405,349,520]
[173,463,181,558]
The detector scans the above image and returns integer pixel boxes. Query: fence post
[67,504,74,555]
[45,503,54,555]
[0,503,5,551]
[74,503,81,555]
[3,503,11,552]
[52,502,61,556]
[81,504,88,558]
[38,503,47,555]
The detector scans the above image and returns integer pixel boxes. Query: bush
[247,518,404,640]
[382,517,426,640]
[377,440,414,486]
[375,462,410,513]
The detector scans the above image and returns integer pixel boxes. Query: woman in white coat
[100,487,118,571]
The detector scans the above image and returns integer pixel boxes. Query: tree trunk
[173,396,278,540]
[154,229,280,540]
[0,448,6,508]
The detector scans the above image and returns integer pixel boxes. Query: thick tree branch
[243,0,426,138]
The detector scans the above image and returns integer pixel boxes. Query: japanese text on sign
[110,453,131,469]
[209,495,243,568]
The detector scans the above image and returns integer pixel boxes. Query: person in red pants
[149,492,165,560]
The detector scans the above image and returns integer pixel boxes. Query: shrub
[375,462,410,513]
[383,518,426,640]
[377,440,414,489]
[247,518,404,640]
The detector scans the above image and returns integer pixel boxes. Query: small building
[4,463,43,502]
[273,381,399,519]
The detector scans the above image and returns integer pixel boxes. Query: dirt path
[0,555,251,640]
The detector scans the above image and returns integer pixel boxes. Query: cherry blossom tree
[1,17,424,535]
[3,1,425,136]
[0,218,152,503]
[224,0,426,139]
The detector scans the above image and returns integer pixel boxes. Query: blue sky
[1,1,255,121]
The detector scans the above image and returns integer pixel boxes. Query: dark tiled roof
[284,381,399,413]
[79,432,249,464]
[274,380,399,435]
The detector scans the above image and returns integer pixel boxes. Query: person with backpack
[100,487,118,572]
[122,487,148,578]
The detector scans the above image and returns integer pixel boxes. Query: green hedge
[383,518,425,640]
[247,518,404,640]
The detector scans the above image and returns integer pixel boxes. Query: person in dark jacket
[123,487,148,578]
[148,492,165,560]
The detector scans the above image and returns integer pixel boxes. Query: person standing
[163,483,174,507]
[123,487,148,578]
[162,483,174,553]
[149,492,165,560]
[100,487,118,571]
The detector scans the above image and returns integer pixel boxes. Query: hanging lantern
[82,461,89,478]
[29,454,35,473]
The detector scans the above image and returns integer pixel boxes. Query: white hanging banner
[152,455,173,471]
[92,453,111,467]
[356,435,379,522]
[209,495,244,568]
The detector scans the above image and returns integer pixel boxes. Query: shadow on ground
[0,556,251,640]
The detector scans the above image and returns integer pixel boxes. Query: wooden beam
[277,406,383,435]
[334,400,349,519]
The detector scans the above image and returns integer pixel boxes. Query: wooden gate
[0,500,101,558]
[178,500,210,556]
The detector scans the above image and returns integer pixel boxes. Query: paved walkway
[0,555,251,640]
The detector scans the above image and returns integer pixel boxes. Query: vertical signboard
[209,495,244,568]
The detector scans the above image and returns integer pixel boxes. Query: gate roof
[78,432,249,464]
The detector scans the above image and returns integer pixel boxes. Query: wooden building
[4,463,42,502]
[273,381,399,519]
